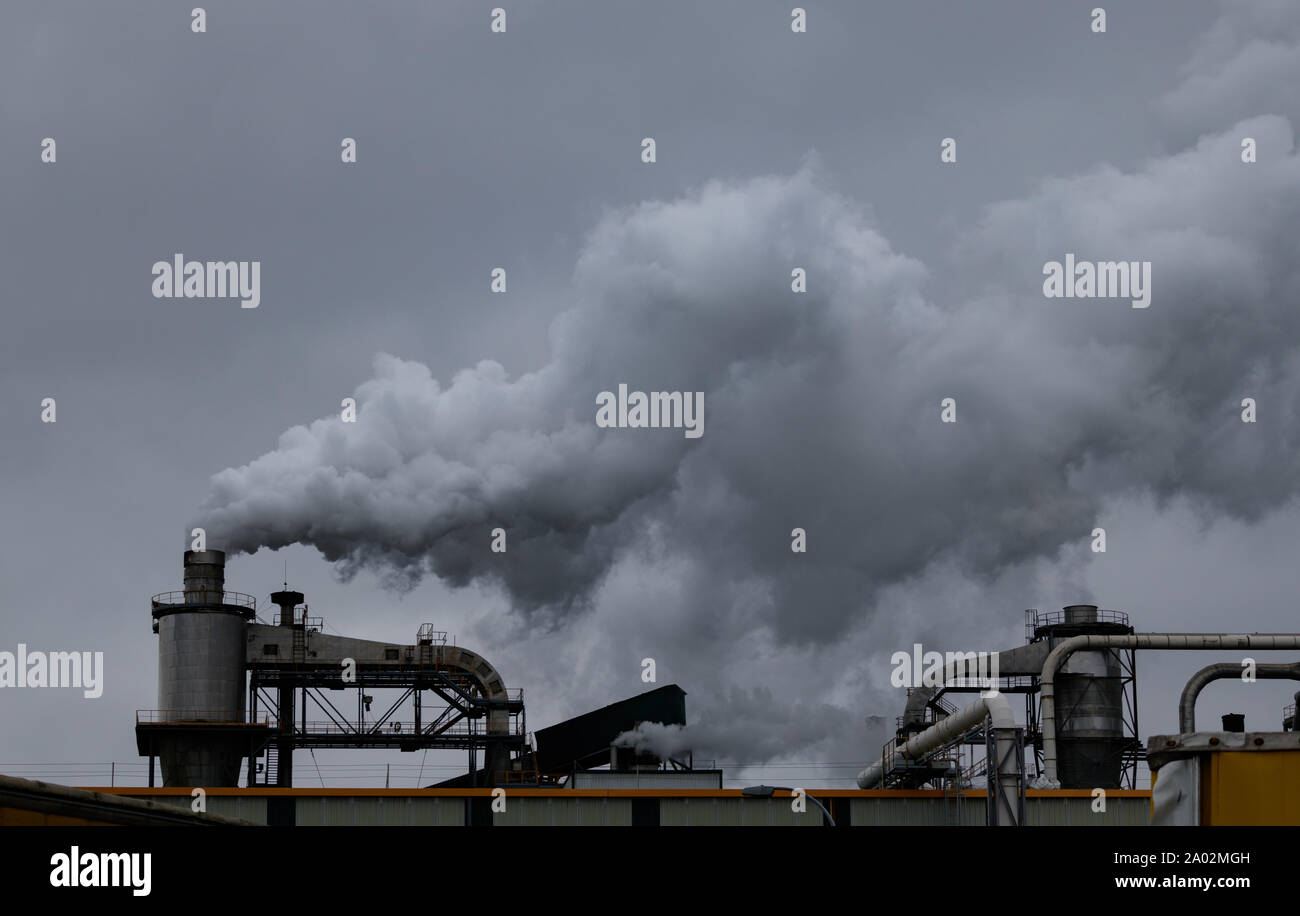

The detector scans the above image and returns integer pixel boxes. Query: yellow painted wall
[1204,752,1300,826]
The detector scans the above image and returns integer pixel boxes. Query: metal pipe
[1178,661,1300,732]
[1040,634,1300,785]
[857,692,1017,789]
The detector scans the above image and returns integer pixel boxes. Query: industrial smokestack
[183,549,226,605]
[150,549,255,786]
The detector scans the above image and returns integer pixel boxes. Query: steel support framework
[246,662,526,787]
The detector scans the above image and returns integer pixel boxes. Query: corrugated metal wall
[659,798,821,826]
[850,796,984,826]
[495,797,631,826]
[295,796,463,826]
[122,792,1151,826]
[152,794,270,823]
[1025,796,1150,826]
[849,795,1149,826]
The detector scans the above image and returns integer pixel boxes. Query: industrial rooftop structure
[136,550,705,793]
[137,550,526,788]
[116,549,1300,826]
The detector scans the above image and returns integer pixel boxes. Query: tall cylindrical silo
[152,550,252,786]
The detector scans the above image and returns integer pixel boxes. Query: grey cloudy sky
[3,0,1299,789]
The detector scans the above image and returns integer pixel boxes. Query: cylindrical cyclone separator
[1054,637,1125,788]
[1041,634,1300,785]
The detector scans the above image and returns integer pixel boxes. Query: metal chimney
[151,550,256,786]
[270,590,304,627]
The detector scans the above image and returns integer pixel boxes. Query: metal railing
[287,607,323,630]
[941,674,1035,691]
[896,683,1032,732]
[136,709,275,726]
[1025,606,1129,639]
[416,624,447,646]
[880,720,984,788]
[296,718,525,738]
[494,768,545,785]
[151,590,257,610]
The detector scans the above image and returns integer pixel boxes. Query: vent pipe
[1178,661,1300,732]
[270,590,304,627]
[1040,633,1300,785]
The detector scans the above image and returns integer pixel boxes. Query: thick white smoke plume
[200,1,1300,760]
[613,722,691,760]
[202,110,1300,635]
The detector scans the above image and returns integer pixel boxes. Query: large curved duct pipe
[857,692,1017,789]
[1178,661,1300,733]
[1040,634,1300,786]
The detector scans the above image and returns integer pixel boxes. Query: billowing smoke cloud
[203,103,1300,638]
[1156,0,1300,148]
[201,1,1300,761]
[613,722,690,759]
[203,158,948,633]
[612,687,859,763]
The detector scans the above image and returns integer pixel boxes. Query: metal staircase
[262,744,278,786]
